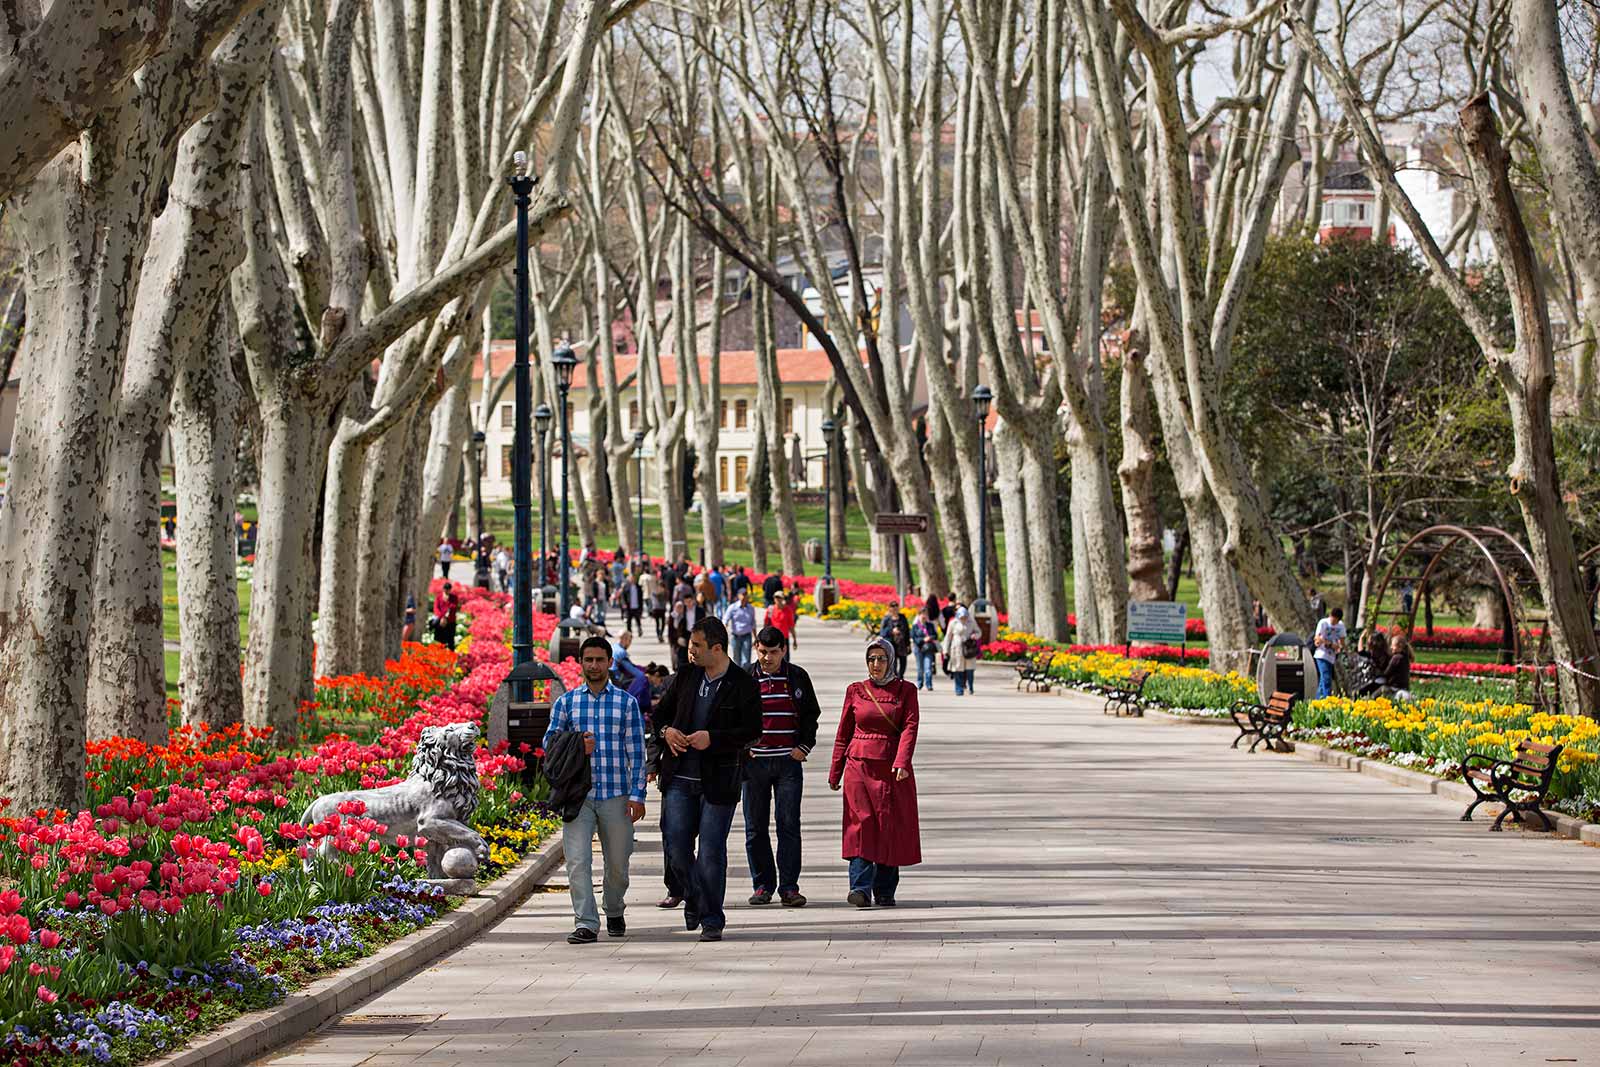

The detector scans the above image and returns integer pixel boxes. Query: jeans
[562,794,635,931]
[439,560,451,579]
[653,612,666,641]
[848,856,900,903]
[915,648,937,690]
[730,631,753,669]
[954,668,975,695]
[661,780,737,931]
[742,756,804,894]
[1315,657,1336,699]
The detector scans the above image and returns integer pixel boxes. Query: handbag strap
[858,682,902,736]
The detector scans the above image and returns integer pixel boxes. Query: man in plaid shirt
[543,635,647,944]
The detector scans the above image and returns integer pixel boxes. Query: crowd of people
[539,565,939,945]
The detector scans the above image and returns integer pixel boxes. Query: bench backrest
[1266,691,1296,718]
[1128,668,1150,689]
[1507,739,1564,786]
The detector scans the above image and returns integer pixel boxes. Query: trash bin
[804,538,823,564]
[486,660,566,785]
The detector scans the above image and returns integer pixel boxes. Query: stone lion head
[411,722,482,820]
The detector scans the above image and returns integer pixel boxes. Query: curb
[1146,707,1600,845]
[147,834,566,1067]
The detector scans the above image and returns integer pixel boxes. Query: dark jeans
[625,608,643,634]
[653,611,666,640]
[439,560,451,579]
[661,780,736,931]
[660,807,684,899]
[742,756,804,894]
[954,668,975,695]
[915,648,937,689]
[848,856,899,903]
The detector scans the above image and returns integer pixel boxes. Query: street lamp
[472,430,490,590]
[633,428,646,560]
[535,402,552,604]
[820,418,837,584]
[972,385,993,613]
[508,152,536,694]
[552,344,578,621]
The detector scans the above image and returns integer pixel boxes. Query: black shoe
[875,897,896,908]
[606,917,626,937]
[699,927,723,942]
[748,889,773,906]
[685,910,701,931]
[656,894,682,909]
[567,927,598,944]
[779,891,807,907]
[847,890,872,909]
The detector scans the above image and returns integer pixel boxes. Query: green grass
[159,551,252,695]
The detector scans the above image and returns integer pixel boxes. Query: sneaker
[606,917,626,937]
[698,927,723,942]
[847,890,872,909]
[656,895,682,909]
[748,889,773,906]
[779,891,807,908]
[566,927,597,945]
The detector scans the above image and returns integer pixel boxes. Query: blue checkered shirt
[543,680,647,803]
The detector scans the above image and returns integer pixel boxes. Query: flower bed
[0,586,566,1066]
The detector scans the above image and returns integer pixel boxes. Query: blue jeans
[1315,657,1335,699]
[915,648,937,690]
[661,780,736,931]
[954,668,975,695]
[742,756,804,894]
[730,631,753,669]
[562,794,634,931]
[848,856,900,903]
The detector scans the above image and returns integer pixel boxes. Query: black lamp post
[472,430,490,589]
[508,152,535,695]
[633,428,646,559]
[535,402,552,601]
[972,385,993,612]
[552,345,578,620]
[821,417,837,583]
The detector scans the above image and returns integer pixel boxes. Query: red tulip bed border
[0,586,573,1067]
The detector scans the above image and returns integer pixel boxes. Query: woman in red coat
[829,636,921,908]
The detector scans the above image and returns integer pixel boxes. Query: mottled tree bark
[1119,347,1168,602]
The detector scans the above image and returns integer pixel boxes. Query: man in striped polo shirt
[743,626,823,907]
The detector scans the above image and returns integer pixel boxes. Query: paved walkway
[261,618,1600,1066]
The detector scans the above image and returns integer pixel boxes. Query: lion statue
[300,721,489,879]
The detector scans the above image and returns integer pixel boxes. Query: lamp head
[534,402,553,435]
[972,384,993,422]
[633,429,645,448]
[513,150,528,177]
[821,417,837,444]
[552,345,577,390]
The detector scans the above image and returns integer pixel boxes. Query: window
[783,397,794,435]
[723,272,744,298]
[719,456,729,493]
[500,445,512,479]
[720,400,729,429]
[629,399,639,429]
[735,454,749,489]
[734,399,748,429]
[499,404,513,429]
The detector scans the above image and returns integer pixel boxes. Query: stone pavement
[259,617,1600,1066]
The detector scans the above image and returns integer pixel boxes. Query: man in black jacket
[653,617,763,941]
[742,626,822,908]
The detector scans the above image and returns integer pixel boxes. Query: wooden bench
[1103,669,1150,717]
[1461,739,1564,831]
[1013,651,1055,693]
[1229,691,1296,753]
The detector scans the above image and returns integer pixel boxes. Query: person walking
[652,618,763,941]
[621,574,644,635]
[941,606,979,695]
[667,599,691,672]
[911,604,941,692]
[723,589,757,668]
[493,545,510,593]
[1313,606,1346,699]
[641,568,662,638]
[829,637,920,908]
[708,565,727,613]
[1307,586,1326,621]
[879,600,912,680]
[743,626,822,908]
[543,636,648,944]
[437,537,454,580]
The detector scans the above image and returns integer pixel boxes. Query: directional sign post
[873,513,929,602]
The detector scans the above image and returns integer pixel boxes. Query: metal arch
[1366,524,1530,665]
